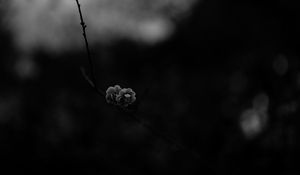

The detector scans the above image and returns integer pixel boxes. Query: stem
[81,67,105,97]
[75,0,98,90]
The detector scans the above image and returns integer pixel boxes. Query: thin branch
[75,0,97,89]
[81,67,105,97]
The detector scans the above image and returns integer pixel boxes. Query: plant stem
[75,0,105,96]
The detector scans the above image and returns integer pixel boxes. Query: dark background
[1,0,300,174]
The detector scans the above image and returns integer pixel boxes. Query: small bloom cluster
[106,85,136,107]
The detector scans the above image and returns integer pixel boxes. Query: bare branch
[75,0,98,90]
[81,67,105,97]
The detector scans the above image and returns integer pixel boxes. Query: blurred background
[1,0,300,174]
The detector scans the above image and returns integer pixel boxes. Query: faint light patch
[239,93,269,139]
[4,0,198,54]
[43,107,75,146]
[136,18,174,44]
[277,101,298,116]
[240,109,268,139]
[4,0,81,53]
[273,54,289,76]
[252,93,269,112]
[14,55,39,79]
[55,109,74,136]
[36,93,76,146]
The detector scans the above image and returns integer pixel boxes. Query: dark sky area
[0,0,300,174]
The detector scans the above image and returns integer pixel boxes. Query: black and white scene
[0,0,299,174]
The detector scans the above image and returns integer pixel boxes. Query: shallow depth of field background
[0,0,300,174]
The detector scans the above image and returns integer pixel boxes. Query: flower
[105,85,122,105]
[116,88,136,107]
[105,85,136,107]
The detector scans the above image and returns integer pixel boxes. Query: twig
[75,0,98,89]
[81,67,105,97]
